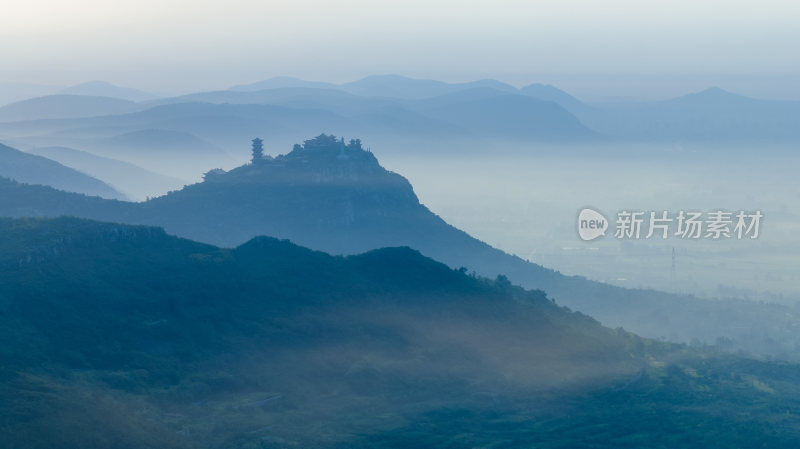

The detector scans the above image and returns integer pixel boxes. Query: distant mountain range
[520,82,596,116]
[229,75,340,92]
[1,134,799,360]
[0,82,65,107]
[0,80,159,107]
[229,76,800,143]
[2,216,799,448]
[58,80,157,102]
[231,74,520,99]
[3,75,799,447]
[29,146,185,200]
[0,78,605,180]
[577,87,800,142]
[406,88,599,140]
[93,128,230,169]
[0,108,236,179]
[0,94,141,121]
[0,142,125,199]
[0,76,794,183]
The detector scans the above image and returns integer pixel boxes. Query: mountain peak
[695,86,736,97]
[673,86,751,103]
[229,76,336,92]
[203,134,392,187]
[69,80,118,89]
[59,81,155,102]
[272,133,377,166]
[519,83,588,111]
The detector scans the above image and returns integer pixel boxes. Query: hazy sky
[2,0,799,100]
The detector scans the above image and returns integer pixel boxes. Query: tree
[251,138,264,162]
[495,274,512,289]
[203,168,225,181]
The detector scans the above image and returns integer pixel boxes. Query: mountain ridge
[0,142,126,199]
[2,135,799,360]
[0,94,140,122]
[2,215,800,447]
[29,146,186,200]
[59,80,157,102]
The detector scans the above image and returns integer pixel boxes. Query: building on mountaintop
[251,138,264,162]
[337,137,349,160]
[203,168,226,180]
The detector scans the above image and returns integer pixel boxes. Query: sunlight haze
[2,0,799,99]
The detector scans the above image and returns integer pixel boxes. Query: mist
[3,1,800,445]
[381,142,800,303]
[3,0,800,100]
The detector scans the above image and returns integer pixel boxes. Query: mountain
[410,89,601,140]
[155,87,400,116]
[0,106,245,180]
[229,76,338,91]
[124,87,601,149]
[674,86,752,105]
[0,142,125,199]
[59,80,157,102]
[230,74,524,98]
[3,81,795,148]
[29,146,185,200]
[582,87,800,142]
[1,135,799,360]
[0,81,604,169]
[340,74,518,99]
[0,102,358,167]
[97,128,223,156]
[0,82,63,107]
[230,75,520,99]
[2,216,799,448]
[520,82,594,116]
[0,94,140,122]
[87,128,234,179]
[0,178,131,218]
